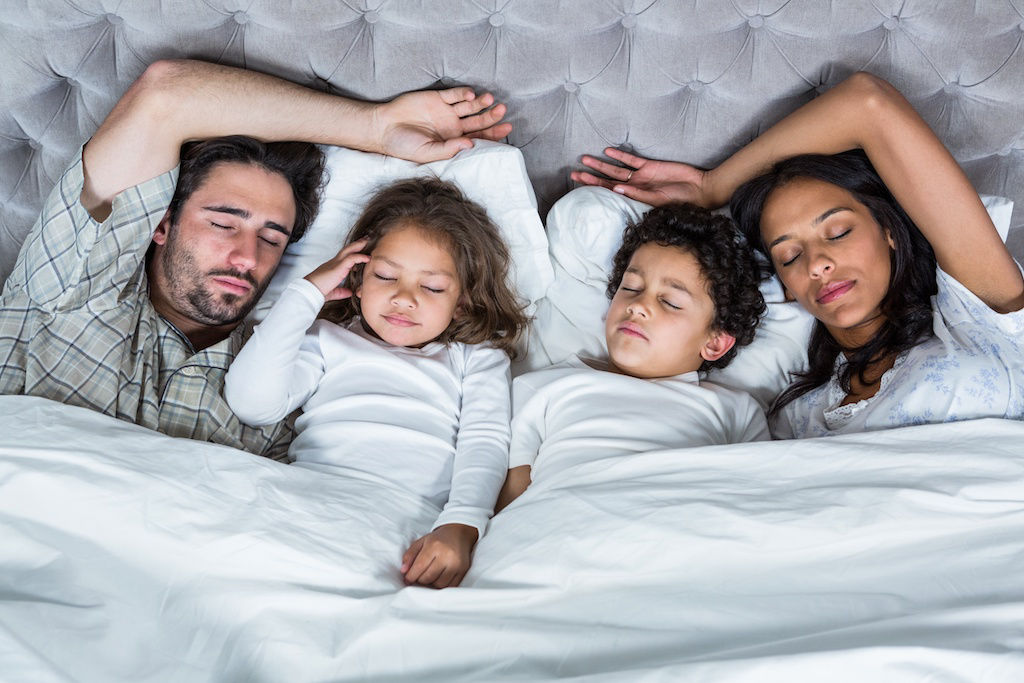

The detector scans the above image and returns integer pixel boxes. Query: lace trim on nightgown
[822,351,911,430]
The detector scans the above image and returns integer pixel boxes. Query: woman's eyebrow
[767,206,854,249]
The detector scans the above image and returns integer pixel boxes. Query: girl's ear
[699,331,736,363]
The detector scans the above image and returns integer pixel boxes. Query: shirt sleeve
[507,371,547,469]
[224,278,327,426]
[432,345,512,538]
[935,261,1024,342]
[3,149,177,311]
[737,394,771,442]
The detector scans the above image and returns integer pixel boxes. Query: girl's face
[759,178,895,349]
[605,243,734,378]
[356,223,462,348]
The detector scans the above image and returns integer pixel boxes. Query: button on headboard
[2,0,1022,281]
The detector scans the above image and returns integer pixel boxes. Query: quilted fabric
[1,0,1022,282]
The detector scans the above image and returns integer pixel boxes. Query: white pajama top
[225,278,511,536]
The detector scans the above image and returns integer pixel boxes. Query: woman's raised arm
[577,73,1023,312]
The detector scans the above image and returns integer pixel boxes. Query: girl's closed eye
[661,298,682,310]
[374,272,397,282]
[422,285,446,294]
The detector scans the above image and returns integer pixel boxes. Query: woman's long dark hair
[730,150,937,415]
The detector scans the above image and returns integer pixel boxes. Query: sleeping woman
[574,72,1024,438]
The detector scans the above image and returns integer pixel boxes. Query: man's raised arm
[82,59,511,220]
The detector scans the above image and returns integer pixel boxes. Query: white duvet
[2,395,1023,682]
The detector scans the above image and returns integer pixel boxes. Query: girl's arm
[400,345,511,589]
[577,73,1024,313]
[223,278,327,425]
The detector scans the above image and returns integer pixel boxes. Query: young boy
[496,203,769,510]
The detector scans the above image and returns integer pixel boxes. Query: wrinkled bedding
[2,396,1023,681]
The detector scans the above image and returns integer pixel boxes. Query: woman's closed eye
[827,227,852,241]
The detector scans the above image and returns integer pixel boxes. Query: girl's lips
[617,322,648,340]
[816,280,855,304]
[382,314,417,327]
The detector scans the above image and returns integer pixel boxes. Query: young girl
[497,204,768,510]
[573,72,1024,438]
[225,177,528,588]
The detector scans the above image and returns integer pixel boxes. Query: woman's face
[759,178,895,348]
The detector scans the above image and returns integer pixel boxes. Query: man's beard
[161,233,272,327]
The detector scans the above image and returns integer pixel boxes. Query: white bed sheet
[2,395,1023,681]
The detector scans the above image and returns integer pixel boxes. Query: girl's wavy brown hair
[319,177,528,358]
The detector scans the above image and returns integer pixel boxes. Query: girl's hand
[400,523,479,589]
[304,239,370,301]
[571,148,716,208]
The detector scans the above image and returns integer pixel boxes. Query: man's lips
[617,321,648,340]
[816,280,855,304]
[382,314,417,327]
[211,276,253,295]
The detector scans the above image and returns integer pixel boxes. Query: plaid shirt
[0,152,293,460]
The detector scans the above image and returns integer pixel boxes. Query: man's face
[151,162,296,331]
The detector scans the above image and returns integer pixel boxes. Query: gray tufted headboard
[2,1,1023,284]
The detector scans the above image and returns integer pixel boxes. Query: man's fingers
[451,92,495,117]
[437,86,477,105]
[467,122,513,142]
[458,103,507,134]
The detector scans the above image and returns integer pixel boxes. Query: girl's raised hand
[304,239,371,301]
[571,148,716,208]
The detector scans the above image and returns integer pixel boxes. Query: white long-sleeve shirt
[510,356,769,481]
[225,278,511,536]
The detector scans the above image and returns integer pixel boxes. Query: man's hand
[304,239,370,301]
[373,88,512,163]
[401,523,479,589]
[571,148,716,208]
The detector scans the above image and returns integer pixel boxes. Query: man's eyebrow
[766,206,854,249]
[203,205,291,238]
[376,255,454,278]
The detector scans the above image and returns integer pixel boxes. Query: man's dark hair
[607,203,766,371]
[729,149,937,415]
[167,135,326,243]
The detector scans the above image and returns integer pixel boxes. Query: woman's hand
[304,239,370,301]
[401,523,479,589]
[571,148,716,208]
[373,87,513,163]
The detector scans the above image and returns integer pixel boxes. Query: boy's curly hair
[606,203,766,371]
[319,177,529,358]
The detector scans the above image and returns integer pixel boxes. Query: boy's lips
[816,280,855,304]
[617,321,648,340]
[382,314,417,327]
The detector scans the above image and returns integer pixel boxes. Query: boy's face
[605,243,735,378]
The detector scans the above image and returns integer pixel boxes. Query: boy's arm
[82,58,511,220]
[494,465,532,513]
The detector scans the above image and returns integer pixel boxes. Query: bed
[2,2,1024,680]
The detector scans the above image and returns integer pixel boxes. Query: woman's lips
[816,280,855,304]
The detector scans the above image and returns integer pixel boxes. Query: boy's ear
[152,210,171,246]
[699,330,736,363]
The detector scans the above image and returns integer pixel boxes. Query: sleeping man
[496,204,769,510]
[0,58,510,460]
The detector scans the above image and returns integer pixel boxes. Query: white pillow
[252,140,552,325]
[526,186,1015,409]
